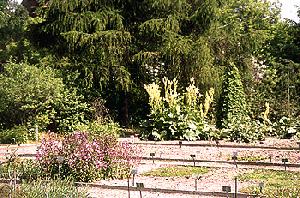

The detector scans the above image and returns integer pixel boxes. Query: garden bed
[1,137,300,197]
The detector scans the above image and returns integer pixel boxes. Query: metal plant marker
[297,141,300,150]
[282,158,288,171]
[232,151,238,168]
[179,141,182,148]
[57,156,64,177]
[222,186,231,198]
[130,135,135,144]
[234,177,237,198]
[192,174,202,191]
[190,154,196,167]
[150,153,155,163]
[131,168,138,186]
[127,176,130,198]
[136,182,144,198]
[259,182,264,194]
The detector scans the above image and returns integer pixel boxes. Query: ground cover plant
[239,169,300,197]
[142,165,210,177]
[227,155,268,162]
[0,179,88,198]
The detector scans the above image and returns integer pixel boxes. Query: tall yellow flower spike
[144,83,163,113]
[186,78,199,108]
[203,88,214,117]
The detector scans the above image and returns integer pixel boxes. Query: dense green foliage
[216,63,248,128]
[0,62,91,132]
[0,0,299,142]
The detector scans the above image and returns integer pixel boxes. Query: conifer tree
[29,0,279,125]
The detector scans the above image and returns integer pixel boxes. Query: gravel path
[87,188,216,198]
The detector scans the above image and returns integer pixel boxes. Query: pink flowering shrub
[36,132,141,182]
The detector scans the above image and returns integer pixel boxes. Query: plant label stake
[127,176,130,198]
[282,158,288,171]
[190,154,196,167]
[159,151,163,158]
[179,141,182,148]
[269,154,272,162]
[259,182,264,194]
[297,141,300,150]
[232,151,238,168]
[57,156,64,178]
[136,182,144,198]
[131,168,138,186]
[234,177,237,198]
[36,146,41,153]
[222,186,231,198]
[150,153,155,163]
[192,174,201,191]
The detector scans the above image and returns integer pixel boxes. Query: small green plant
[227,155,267,162]
[239,169,300,197]
[142,166,209,177]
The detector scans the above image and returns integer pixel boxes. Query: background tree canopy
[0,0,299,140]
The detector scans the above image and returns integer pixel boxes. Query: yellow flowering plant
[142,77,214,140]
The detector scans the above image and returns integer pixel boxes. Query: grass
[142,165,210,177]
[239,169,300,197]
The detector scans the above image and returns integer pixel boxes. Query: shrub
[0,125,29,144]
[0,62,92,133]
[142,77,214,140]
[76,121,122,139]
[273,117,299,138]
[221,119,265,143]
[36,132,141,182]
